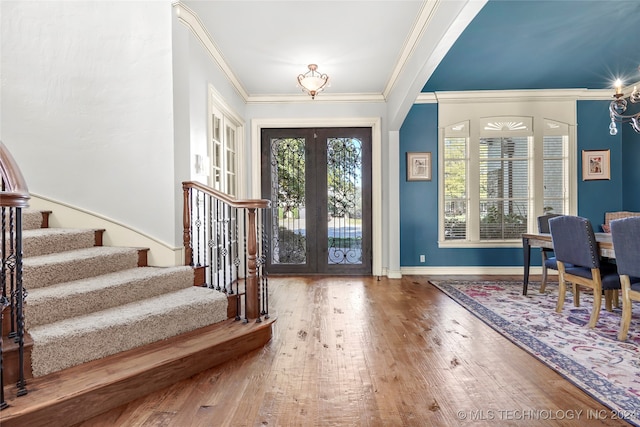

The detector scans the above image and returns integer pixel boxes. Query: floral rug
[430,280,640,426]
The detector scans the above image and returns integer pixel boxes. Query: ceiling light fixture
[609,68,640,135]
[297,64,329,99]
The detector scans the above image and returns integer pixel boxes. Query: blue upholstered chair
[549,215,621,328]
[610,217,640,340]
[538,213,563,293]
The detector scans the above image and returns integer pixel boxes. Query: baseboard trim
[401,266,553,276]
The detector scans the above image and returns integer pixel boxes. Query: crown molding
[173,1,391,104]
[173,1,249,101]
[415,85,640,104]
[246,92,386,105]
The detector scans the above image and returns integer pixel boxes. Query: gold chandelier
[609,69,640,135]
[297,64,329,99]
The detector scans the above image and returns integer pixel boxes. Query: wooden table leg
[522,236,531,295]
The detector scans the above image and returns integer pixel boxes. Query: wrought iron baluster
[195,190,203,267]
[8,208,16,340]
[0,294,9,409]
[214,199,221,291]
[14,208,26,396]
[221,202,229,293]
[231,206,238,296]
[260,208,269,319]
[207,193,214,289]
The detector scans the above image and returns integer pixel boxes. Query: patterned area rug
[430,280,640,426]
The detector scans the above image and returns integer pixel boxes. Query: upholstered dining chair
[610,217,640,340]
[538,213,562,293]
[549,215,621,328]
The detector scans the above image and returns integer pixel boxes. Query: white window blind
[478,136,529,240]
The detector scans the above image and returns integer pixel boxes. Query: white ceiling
[180,0,484,102]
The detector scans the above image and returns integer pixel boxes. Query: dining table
[521,232,615,295]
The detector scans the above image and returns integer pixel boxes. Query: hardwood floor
[75,275,627,426]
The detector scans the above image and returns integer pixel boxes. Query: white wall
[0,1,400,275]
[1,1,179,249]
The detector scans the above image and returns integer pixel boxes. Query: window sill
[437,240,523,249]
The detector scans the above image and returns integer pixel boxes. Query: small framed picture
[582,149,610,181]
[407,152,432,181]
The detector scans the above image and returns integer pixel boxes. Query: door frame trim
[251,118,382,277]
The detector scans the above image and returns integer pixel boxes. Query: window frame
[437,93,577,248]
[207,85,244,197]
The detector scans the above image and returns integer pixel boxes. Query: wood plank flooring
[74,275,628,426]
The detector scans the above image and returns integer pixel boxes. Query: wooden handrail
[0,141,30,208]
[182,181,270,210]
[182,181,271,320]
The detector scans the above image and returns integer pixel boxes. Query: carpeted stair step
[22,209,48,231]
[23,246,141,289]
[23,228,97,257]
[28,286,228,377]
[24,266,195,328]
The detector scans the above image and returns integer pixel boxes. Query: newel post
[182,184,193,266]
[245,207,259,319]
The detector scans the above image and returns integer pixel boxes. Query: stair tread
[22,246,143,289]
[27,287,229,376]
[24,266,195,328]
[27,266,193,301]
[23,246,139,265]
[28,286,228,340]
[22,209,46,230]
[23,227,96,239]
[22,228,98,257]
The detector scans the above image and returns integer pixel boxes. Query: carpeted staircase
[20,209,228,377]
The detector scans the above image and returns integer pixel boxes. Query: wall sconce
[297,64,329,99]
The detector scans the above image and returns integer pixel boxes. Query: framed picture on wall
[582,149,610,181]
[407,152,432,181]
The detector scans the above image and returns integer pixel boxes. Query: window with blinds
[542,120,569,215]
[443,129,468,240]
[441,115,570,245]
[479,136,529,240]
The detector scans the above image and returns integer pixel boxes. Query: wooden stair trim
[38,210,52,229]
[137,247,148,267]
[1,317,275,427]
[93,229,104,246]
[1,333,33,384]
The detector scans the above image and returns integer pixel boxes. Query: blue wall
[576,101,624,226]
[399,100,628,267]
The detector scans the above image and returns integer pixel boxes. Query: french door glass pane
[327,137,363,265]
[269,137,306,265]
